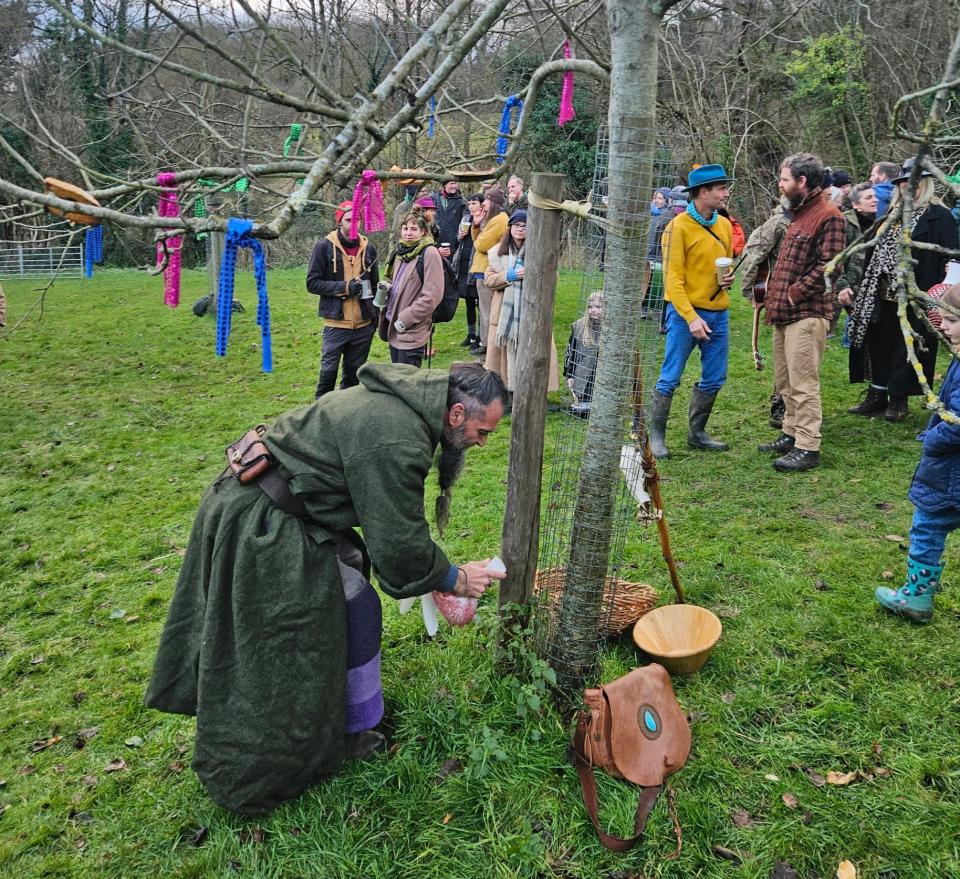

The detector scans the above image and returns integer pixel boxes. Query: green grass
[2,267,959,878]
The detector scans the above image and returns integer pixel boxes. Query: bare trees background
[0,0,958,266]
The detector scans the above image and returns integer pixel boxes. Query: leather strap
[257,466,308,520]
[573,715,662,852]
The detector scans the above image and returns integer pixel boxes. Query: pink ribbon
[156,171,181,308]
[349,169,386,239]
[558,39,576,127]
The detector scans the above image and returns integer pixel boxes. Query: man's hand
[719,271,735,290]
[438,245,452,258]
[688,317,711,340]
[455,559,506,599]
[347,279,362,297]
[838,287,853,308]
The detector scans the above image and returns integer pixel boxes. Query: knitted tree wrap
[216,218,273,373]
[156,171,182,308]
[496,96,523,164]
[349,170,386,239]
[558,39,576,126]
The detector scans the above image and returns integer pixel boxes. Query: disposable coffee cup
[715,257,733,285]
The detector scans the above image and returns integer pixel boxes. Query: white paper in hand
[420,591,440,637]
[484,556,507,576]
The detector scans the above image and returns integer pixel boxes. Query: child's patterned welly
[875,556,943,624]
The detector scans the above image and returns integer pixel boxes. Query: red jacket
[765,189,845,325]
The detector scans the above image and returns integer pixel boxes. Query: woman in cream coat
[483,210,559,392]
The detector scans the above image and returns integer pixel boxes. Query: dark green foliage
[520,79,601,198]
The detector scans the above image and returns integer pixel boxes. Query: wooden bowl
[631,604,721,675]
[43,177,102,226]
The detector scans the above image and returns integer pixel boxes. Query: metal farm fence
[0,244,84,280]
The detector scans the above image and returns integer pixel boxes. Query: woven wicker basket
[534,566,658,637]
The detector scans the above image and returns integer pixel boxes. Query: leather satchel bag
[571,664,690,852]
[226,425,272,485]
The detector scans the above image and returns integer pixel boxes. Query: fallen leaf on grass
[781,793,798,809]
[0,779,6,787]
[827,770,858,786]
[837,860,857,879]
[874,767,891,778]
[432,758,463,785]
[814,578,828,591]
[881,570,894,579]
[18,765,36,776]
[442,813,453,825]
[721,692,736,704]
[104,759,126,772]
[108,608,126,620]
[713,605,741,619]
[30,736,63,752]
[238,827,266,844]
[124,736,144,748]
[30,655,45,665]
[124,615,140,624]
[81,775,98,787]
[730,808,755,828]
[772,862,798,879]
[764,773,780,782]
[872,742,883,758]
[712,844,748,863]
[875,502,894,512]
[168,762,185,774]
[804,768,826,787]
[884,534,906,543]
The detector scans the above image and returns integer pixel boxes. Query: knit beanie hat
[334,200,353,225]
[485,185,505,210]
[508,209,527,226]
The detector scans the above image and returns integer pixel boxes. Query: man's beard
[435,425,468,535]
[780,194,797,211]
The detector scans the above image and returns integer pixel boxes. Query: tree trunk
[548,0,664,697]
[498,172,564,623]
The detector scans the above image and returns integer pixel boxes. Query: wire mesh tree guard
[534,122,693,694]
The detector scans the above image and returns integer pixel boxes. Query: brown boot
[885,395,909,422]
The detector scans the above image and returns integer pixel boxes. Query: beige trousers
[773,317,829,452]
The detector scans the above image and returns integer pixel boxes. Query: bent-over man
[146,363,508,815]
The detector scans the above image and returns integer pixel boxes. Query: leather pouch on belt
[226,425,272,484]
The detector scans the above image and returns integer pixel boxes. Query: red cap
[334,200,353,225]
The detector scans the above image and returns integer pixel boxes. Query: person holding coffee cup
[647,164,735,459]
[306,202,380,399]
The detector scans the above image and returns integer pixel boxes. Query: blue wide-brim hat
[683,164,734,192]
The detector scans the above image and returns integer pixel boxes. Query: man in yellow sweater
[648,164,735,458]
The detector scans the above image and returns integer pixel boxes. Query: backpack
[415,247,459,323]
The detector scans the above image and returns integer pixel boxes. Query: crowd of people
[636,151,960,628]
[307,174,534,396]
[144,154,960,818]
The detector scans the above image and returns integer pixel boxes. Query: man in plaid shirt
[758,154,845,473]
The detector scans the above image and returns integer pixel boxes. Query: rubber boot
[687,387,729,451]
[875,556,942,624]
[647,391,673,459]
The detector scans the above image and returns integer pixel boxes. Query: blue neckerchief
[687,201,718,227]
[216,217,272,373]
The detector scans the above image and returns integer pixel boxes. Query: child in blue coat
[876,283,960,622]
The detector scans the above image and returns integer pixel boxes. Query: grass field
[1,266,959,879]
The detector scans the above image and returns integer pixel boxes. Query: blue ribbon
[216,218,272,373]
[84,225,103,278]
[496,95,523,164]
[428,95,437,138]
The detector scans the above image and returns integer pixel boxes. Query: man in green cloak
[145,362,508,814]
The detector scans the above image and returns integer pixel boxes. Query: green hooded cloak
[145,364,454,814]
